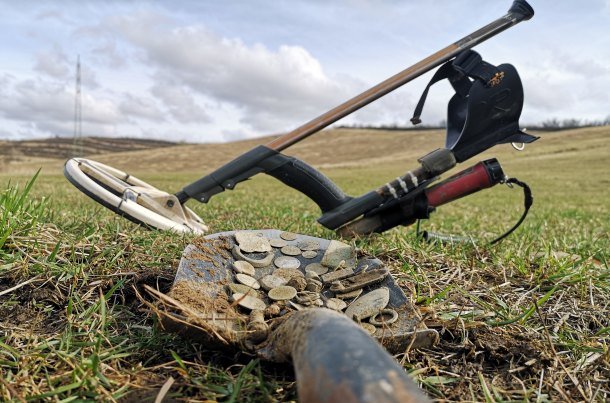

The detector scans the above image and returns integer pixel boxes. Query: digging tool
[150,229,436,402]
[64,1,536,239]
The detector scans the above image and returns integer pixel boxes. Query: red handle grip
[425,159,504,207]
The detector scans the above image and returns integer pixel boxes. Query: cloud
[118,93,165,122]
[0,75,123,137]
[150,80,211,124]
[34,46,71,79]
[109,13,358,133]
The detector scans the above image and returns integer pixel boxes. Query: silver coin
[231,260,255,276]
[235,273,260,290]
[259,274,287,291]
[296,240,320,251]
[305,263,328,276]
[274,256,301,270]
[302,250,318,259]
[280,245,302,256]
[269,238,288,248]
[268,286,297,301]
[279,231,298,241]
[232,293,266,310]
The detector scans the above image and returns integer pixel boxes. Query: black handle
[264,155,351,213]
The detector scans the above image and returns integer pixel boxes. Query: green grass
[1,130,609,401]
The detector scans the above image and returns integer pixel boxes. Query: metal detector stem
[266,0,534,152]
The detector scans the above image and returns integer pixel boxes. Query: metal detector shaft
[266,0,534,152]
[176,1,533,206]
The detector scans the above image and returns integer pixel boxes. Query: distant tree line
[338,117,610,132]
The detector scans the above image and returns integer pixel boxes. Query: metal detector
[65,1,536,239]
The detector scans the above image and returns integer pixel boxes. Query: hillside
[1,126,608,178]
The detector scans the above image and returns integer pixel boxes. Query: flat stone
[235,273,260,290]
[274,256,301,270]
[345,287,390,320]
[321,267,354,284]
[296,240,320,251]
[279,231,298,241]
[231,260,255,276]
[325,298,347,311]
[321,240,355,268]
[305,263,328,276]
[269,238,288,248]
[302,250,318,259]
[268,286,298,301]
[259,274,287,291]
[273,267,304,280]
[334,288,363,300]
[234,231,272,253]
[232,293,267,310]
[280,245,302,256]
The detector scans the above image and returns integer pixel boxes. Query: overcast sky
[1,0,609,142]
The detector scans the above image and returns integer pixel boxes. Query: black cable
[489,177,533,245]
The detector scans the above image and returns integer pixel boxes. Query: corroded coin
[305,270,321,280]
[296,240,320,251]
[302,250,318,259]
[360,323,377,335]
[274,256,301,270]
[228,283,259,297]
[231,260,255,276]
[325,298,347,311]
[279,231,298,241]
[235,273,260,290]
[335,288,363,300]
[273,267,304,280]
[234,231,271,253]
[280,245,302,256]
[232,293,267,310]
[269,238,288,248]
[345,287,390,320]
[321,267,354,283]
[259,274,287,291]
[305,263,328,276]
[287,276,307,292]
[295,290,319,304]
[369,308,399,326]
[268,286,297,301]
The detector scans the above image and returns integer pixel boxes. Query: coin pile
[226,231,398,335]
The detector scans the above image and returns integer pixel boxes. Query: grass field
[1,126,609,401]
